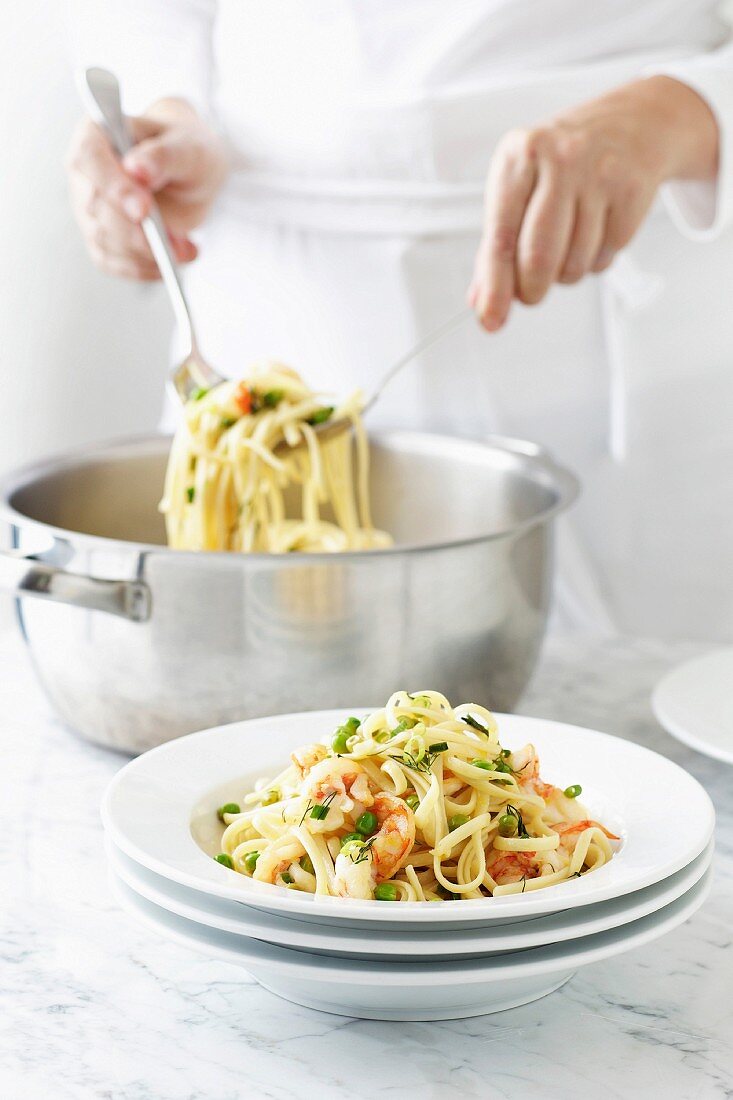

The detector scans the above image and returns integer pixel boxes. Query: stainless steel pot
[0,431,577,753]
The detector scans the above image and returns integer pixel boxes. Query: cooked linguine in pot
[214,691,619,901]
[160,363,391,552]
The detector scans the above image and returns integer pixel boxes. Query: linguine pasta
[214,691,619,902]
[160,363,391,552]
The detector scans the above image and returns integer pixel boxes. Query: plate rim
[111,866,712,985]
[652,648,733,766]
[102,709,716,923]
[107,836,714,956]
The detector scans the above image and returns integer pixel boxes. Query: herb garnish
[262,389,285,408]
[462,714,489,735]
[307,406,334,425]
[393,746,443,774]
[503,804,530,839]
[310,791,337,821]
[349,836,376,865]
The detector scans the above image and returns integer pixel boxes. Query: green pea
[262,789,280,806]
[498,814,517,837]
[307,406,334,425]
[281,872,294,884]
[405,794,420,811]
[215,853,233,868]
[564,784,582,799]
[448,814,470,831]
[243,851,259,874]
[471,759,492,771]
[345,717,361,732]
[356,811,378,837]
[262,389,285,408]
[374,883,398,902]
[332,728,351,754]
[340,832,362,848]
[217,802,240,822]
[438,885,460,901]
[300,854,314,875]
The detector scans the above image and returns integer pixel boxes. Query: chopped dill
[462,714,489,735]
[310,791,337,820]
[349,836,376,865]
[503,804,530,839]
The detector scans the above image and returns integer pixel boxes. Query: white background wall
[0,1,171,478]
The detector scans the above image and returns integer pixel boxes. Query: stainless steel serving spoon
[82,67,472,446]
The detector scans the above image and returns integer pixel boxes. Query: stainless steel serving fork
[82,67,473,443]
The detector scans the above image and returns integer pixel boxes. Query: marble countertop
[1,627,731,1100]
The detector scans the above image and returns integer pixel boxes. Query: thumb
[122,130,195,192]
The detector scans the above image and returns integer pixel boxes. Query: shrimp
[254,848,304,885]
[334,791,415,898]
[290,743,328,779]
[370,792,416,883]
[553,819,620,850]
[333,850,374,899]
[485,849,541,886]
[304,756,374,810]
[511,743,557,800]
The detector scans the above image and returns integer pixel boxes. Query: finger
[591,247,616,274]
[88,246,161,282]
[169,233,199,262]
[67,120,151,222]
[590,207,626,274]
[91,214,197,267]
[474,148,537,332]
[603,198,645,254]
[558,196,607,284]
[72,174,197,263]
[516,163,575,305]
[122,130,197,192]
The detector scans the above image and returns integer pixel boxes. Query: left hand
[469,76,719,332]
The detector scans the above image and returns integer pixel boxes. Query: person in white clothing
[67,1,733,642]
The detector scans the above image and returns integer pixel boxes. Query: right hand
[66,100,228,281]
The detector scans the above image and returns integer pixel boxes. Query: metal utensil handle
[82,67,197,353]
[0,549,151,622]
[364,305,474,415]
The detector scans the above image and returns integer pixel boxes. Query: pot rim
[0,429,579,560]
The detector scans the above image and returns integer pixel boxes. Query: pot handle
[0,549,151,622]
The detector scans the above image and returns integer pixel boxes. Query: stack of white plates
[103,711,715,1021]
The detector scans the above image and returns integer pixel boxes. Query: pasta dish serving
[161,363,391,552]
[213,691,619,902]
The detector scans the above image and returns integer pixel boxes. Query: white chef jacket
[74,1,733,642]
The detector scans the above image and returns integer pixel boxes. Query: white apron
[76,0,733,642]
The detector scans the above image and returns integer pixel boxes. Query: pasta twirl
[160,363,391,553]
[214,691,620,902]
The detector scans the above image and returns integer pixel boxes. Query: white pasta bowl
[110,867,712,1020]
[102,710,715,927]
[107,837,713,961]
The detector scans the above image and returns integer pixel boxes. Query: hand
[469,76,719,331]
[66,99,228,281]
